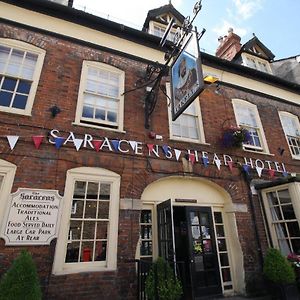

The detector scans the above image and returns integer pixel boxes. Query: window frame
[166,83,206,144]
[74,61,125,132]
[148,21,177,41]
[0,159,16,231]
[261,183,300,255]
[232,98,270,154]
[52,167,120,275]
[278,111,300,160]
[241,53,272,74]
[0,38,45,116]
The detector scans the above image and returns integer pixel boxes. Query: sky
[73,0,300,60]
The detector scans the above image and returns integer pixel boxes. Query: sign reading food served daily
[1,189,62,245]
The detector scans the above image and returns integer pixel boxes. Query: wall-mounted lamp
[204,75,219,84]
[49,105,61,118]
[277,147,285,156]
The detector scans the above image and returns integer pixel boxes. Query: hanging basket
[221,126,251,148]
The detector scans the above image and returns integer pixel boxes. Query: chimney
[216,28,241,61]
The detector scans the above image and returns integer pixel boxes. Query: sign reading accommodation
[2,189,62,245]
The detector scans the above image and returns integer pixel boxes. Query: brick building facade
[0,1,300,299]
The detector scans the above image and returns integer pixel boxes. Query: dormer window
[242,53,272,74]
[149,21,176,42]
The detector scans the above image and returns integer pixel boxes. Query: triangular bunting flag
[74,139,83,151]
[189,153,195,164]
[162,145,169,156]
[242,164,250,175]
[256,166,263,177]
[227,161,233,172]
[129,141,137,151]
[7,136,19,150]
[92,140,103,152]
[268,169,275,178]
[54,137,65,149]
[147,144,154,152]
[215,159,221,170]
[202,156,209,167]
[32,136,44,149]
[111,140,119,152]
[174,149,181,161]
[282,171,289,177]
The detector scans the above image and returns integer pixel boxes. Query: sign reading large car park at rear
[1,189,62,245]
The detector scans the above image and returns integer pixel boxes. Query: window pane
[66,241,80,263]
[82,105,94,118]
[214,212,223,224]
[100,183,110,200]
[287,222,300,237]
[278,189,291,204]
[69,220,82,240]
[85,201,97,219]
[96,221,108,239]
[87,182,99,199]
[267,192,279,206]
[73,181,86,198]
[107,111,117,122]
[81,241,94,262]
[222,268,232,282]
[95,109,105,120]
[95,241,107,261]
[141,210,152,223]
[0,91,12,107]
[12,94,27,109]
[291,239,300,255]
[82,221,96,239]
[282,205,296,220]
[2,77,17,91]
[0,46,10,73]
[17,80,31,94]
[98,201,109,219]
[71,200,84,218]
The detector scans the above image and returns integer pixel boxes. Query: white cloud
[232,0,263,20]
[213,20,247,38]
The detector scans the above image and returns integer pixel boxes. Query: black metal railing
[135,259,188,300]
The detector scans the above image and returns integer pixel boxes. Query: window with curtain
[266,189,300,255]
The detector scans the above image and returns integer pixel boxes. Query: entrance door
[157,199,176,264]
[186,207,222,299]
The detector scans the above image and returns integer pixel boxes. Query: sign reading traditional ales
[2,189,62,245]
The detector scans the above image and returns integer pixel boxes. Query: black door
[186,206,222,299]
[157,199,176,265]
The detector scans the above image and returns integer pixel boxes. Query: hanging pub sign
[1,188,62,245]
[170,31,204,121]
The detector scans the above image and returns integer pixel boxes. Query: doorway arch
[140,176,245,296]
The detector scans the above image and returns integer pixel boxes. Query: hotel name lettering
[48,129,288,173]
[2,189,62,245]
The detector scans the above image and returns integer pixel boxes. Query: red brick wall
[0,22,299,298]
